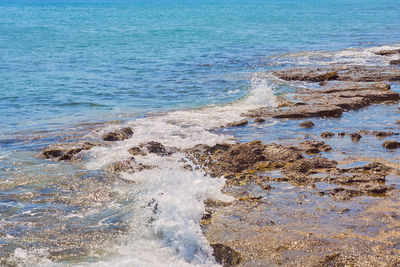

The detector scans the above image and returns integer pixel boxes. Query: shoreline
[2,44,400,266]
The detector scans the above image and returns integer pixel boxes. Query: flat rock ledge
[244,81,399,120]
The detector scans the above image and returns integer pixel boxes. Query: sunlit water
[1,0,400,265]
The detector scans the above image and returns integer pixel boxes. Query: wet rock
[226,120,248,127]
[139,141,178,156]
[102,127,133,141]
[210,243,242,266]
[336,90,400,102]
[298,140,332,154]
[109,158,153,174]
[324,183,393,201]
[349,132,362,141]
[128,146,147,156]
[246,104,343,119]
[325,174,385,185]
[283,157,337,174]
[390,59,400,65]
[40,142,97,161]
[396,120,400,124]
[321,132,335,138]
[338,132,346,137]
[358,130,398,137]
[382,140,400,149]
[186,141,303,178]
[319,82,391,93]
[300,120,315,128]
[374,49,400,56]
[363,162,391,174]
[344,162,391,175]
[274,66,400,82]
[372,131,397,137]
[254,118,265,123]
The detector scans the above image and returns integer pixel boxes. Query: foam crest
[269,43,400,67]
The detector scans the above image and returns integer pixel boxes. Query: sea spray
[80,78,278,265]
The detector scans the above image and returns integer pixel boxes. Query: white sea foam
[79,75,277,266]
[269,43,400,67]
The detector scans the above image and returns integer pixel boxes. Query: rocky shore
[38,49,400,266]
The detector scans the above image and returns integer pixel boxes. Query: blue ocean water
[1,0,400,265]
[1,0,400,137]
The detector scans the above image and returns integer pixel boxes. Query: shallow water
[1,0,400,265]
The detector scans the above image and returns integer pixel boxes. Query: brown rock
[338,132,345,137]
[300,120,315,128]
[226,120,248,127]
[274,66,400,82]
[128,146,147,156]
[210,243,242,266]
[374,49,400,56]
[254,118,265,123]
[298,140,332,154]
[102,127,133,141]
[283,157,337,174]
[246,104,343,119]
[186,141,303,178]
[382,140,400,149]
[139,141,178,156]
[390,59,400,65]
[109,158,153,174]
[372,131,397,137]
[349,133,362,141]
[40,142,97,161]
[324,184,393,201]
[321,132,335,138]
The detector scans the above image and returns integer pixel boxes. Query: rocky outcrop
[186,141,303,178]
[40,142,98,161]
[274,66,400,82]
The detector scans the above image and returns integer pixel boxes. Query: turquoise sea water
[1,0,400,136]
[1,0,400,265]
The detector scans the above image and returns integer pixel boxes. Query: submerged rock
[299,120,315,128]
[102,127,133,141]
[323,184,394,201]
[349,132,362,141]
[254,118,265,123]
[321,132,335,138]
